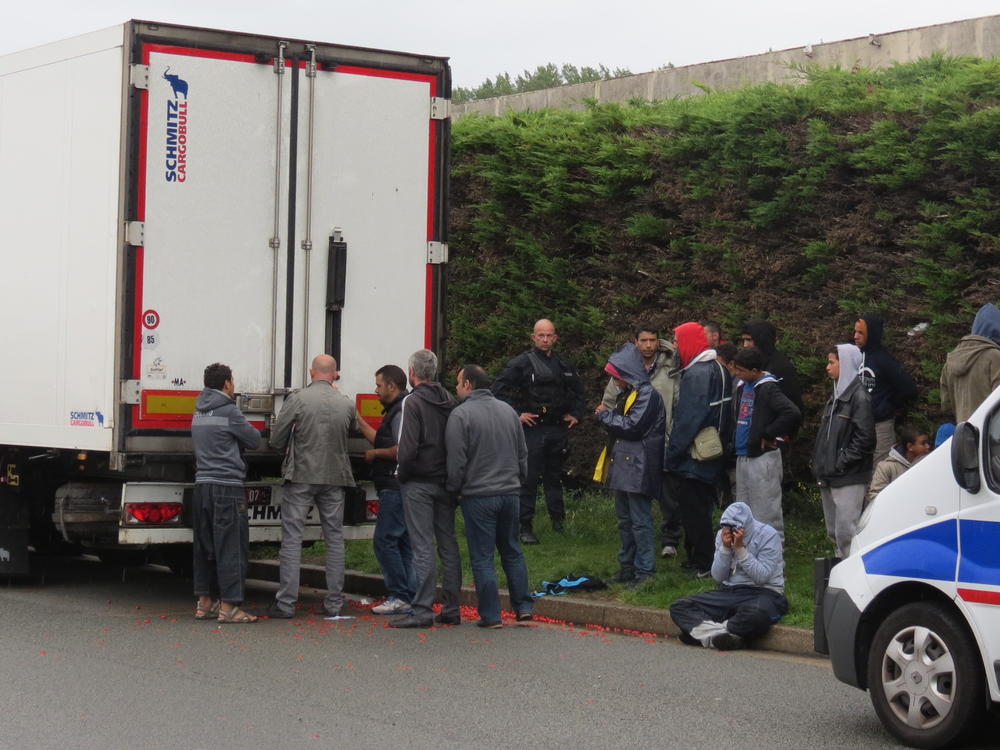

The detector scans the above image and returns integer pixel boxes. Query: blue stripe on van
[862,519,957,581]
[958,519,1000,586]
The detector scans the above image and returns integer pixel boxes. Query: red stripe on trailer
[142,44,262,65]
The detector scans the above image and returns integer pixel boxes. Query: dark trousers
[665,473,716,571]
[670,586,789,639]
[400,481,462,622]
[658,478,683,548]
[521,423,567,529]
[192,483,249,604]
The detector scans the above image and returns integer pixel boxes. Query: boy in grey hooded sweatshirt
[669,502,787,650]
[812,344,876,558]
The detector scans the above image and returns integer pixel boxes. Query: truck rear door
[127,33,447,437]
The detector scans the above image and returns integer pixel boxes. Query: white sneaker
[372,597,413,615]
[660,545,677,558]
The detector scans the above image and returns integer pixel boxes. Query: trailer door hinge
[130,64,150,90]
[427,241,448,264]
[430,97,450,120]
[126,221,145,247]
[121,380,141,405]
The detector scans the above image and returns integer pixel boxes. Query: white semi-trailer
[0,20,450,575]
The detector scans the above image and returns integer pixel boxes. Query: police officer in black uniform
[492,319,586,544]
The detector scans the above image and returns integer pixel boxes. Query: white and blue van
[820,388,1000,749]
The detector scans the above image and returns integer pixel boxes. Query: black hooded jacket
[739,320,803,414]
[856,313,917,422]
[396,382,456,484]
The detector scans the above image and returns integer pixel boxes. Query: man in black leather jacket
[813,343,876,558]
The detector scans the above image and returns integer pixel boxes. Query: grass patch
[254,486,831,630]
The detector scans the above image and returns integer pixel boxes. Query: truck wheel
[867,602,985,749]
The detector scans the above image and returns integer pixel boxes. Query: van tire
[867,602,985,749]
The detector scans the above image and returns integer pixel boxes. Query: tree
[453,62,632,103]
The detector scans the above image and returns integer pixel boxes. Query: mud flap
[0,485,31,577]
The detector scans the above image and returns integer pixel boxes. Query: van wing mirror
[951,421,981,494]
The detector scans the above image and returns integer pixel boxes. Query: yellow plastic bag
[593,389,637,483]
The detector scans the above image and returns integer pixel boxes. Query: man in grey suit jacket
[269,354,356,618]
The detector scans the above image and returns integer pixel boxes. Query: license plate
[245,486,272,506]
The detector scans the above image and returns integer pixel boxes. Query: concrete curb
[248,560,819,658]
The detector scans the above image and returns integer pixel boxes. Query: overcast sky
[1,1,997,89]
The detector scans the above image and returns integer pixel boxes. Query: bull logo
[163,67,188,99]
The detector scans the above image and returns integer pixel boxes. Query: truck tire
[867,602,985,749]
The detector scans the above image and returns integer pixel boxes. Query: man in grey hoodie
[446,364,532,628]
[669,502,788,650]
[269,354,356,619]
[941,303,1000,424]
[191,362,261,623]
[390,349,461,628]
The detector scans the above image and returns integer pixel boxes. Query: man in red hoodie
[663,323,733,577]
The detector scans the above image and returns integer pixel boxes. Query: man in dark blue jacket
[357,364,415,617]
[596,344,665,587]
[664,323,733,578]
[854,313,917,465]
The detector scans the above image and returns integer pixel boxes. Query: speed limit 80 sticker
[141,309,160,329]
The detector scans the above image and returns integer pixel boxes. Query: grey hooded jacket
[192,388,261,485]
[710,502,784,594]
[270,380,356,486]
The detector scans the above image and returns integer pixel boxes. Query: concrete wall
[454,14,1000,118]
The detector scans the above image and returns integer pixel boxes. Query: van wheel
[867,603,985,749]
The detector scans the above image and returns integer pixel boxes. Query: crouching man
[668,502,787,650]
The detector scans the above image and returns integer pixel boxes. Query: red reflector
[367,499,380,516]
[125,503,183,524]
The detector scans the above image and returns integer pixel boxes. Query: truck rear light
[124,503,183,524]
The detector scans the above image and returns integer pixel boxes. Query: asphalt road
[0,557,994,750]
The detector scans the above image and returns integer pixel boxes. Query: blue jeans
[614,491,655,578]
[373,488,416,601]
[192,483,249,604]
[461,494,533,624]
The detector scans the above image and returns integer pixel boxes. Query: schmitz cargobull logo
[163,67,189,183]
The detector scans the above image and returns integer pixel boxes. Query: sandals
[217,606,258,624]
[195,601,220,620]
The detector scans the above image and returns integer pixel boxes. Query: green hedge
[447,55,1000,479]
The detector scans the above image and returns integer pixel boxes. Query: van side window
[986,408,1000,492]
